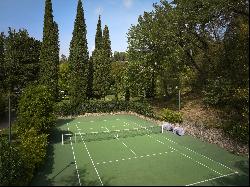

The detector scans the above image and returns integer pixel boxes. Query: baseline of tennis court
[31,114,249,186]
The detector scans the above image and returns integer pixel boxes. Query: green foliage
[58,62,70,99]
[17,128,48,184]
[95,15,103,50]
[0,136,26,186]
[86,56,94,99]
[3,28,41,92]
[92,18,112,99]
[113,51,128,62]
[92,53,111,98]
[54,99,157,119]
[0,33,4,91]
[127,0,249,143]
[39,0,59,100]
[68,0,89,102]
[17,84,56,133]
[103,25,112,59]
[110,61,127,100]
[0,128,48,186]
[160,108,183,124]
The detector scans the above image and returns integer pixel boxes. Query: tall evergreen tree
[103,25,112,58]
[68,0,89,103]
[92,22,112,99]
[0,33,5,91]
[86,56,94,99]
[39,0,59,99]
[95,15,103,50]
[102,25,112,95]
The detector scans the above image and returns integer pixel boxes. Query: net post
[161,125,163,133]
[62,134,64,145]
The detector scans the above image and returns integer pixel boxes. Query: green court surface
[31,114,249,186]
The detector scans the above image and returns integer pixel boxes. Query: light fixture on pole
[176,86,181,111]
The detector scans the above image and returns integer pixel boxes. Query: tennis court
[31,114,249,186]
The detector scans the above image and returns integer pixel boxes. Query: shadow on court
[30,118,73,186]
[59,168,113,186]
[31,118,112,186]
[211,159,249,186]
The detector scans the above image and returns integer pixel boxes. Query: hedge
[54,99,158,119]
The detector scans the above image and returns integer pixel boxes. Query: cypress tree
[0,33,4,90]
[92,21,112,99]
[68,0,89,103]
[95,15,103,50]
[39,0,59,99]
[103,25,112,58]
[102,25,112,96]
[86,56,94,99]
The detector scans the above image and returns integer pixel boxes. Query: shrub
[0,136,26,186]
[17,128,48,184]
[160,108,183,124]
[17,84,56,133]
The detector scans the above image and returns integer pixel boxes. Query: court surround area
[31,114,249,186]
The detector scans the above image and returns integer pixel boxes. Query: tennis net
[74,125,161,142]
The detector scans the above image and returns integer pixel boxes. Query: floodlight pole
[178,89,181,111]
[8,92,11,144]
[176,86,181,111]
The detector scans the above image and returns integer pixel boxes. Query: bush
[160,108,183,124]
[54,99,157,119]
[17,84,56,133]
[0,129,48,186]
[0,136,26,186]
[17,128,48,184]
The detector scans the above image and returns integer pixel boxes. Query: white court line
[180,152,222,175]
[106,124,137,156]
[162,136,237,172]
[132,121,235,175]
[96,151,173,166]
[122,142,128,148]
[76,125,104,186]
[118,137,137,156]
[66,126,81,186]
[156,140,165,144]
[130,149,137,155]
[151,136,222,175]
[185,172,239,186]
[104,127,110,132]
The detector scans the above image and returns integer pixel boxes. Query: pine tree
[68,0,89,103]
[39,0,59,99]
